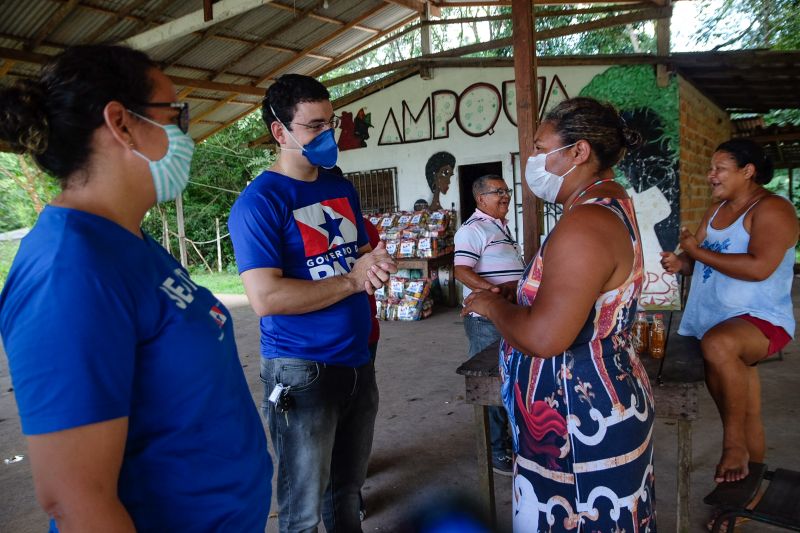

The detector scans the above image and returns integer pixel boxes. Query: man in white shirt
[454,174,525,475]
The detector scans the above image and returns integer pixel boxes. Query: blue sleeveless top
[679,198,795,339]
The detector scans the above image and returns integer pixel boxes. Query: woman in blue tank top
[661,139,798,485]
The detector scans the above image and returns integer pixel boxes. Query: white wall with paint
[336,65,610,240]
[335,64,682,309]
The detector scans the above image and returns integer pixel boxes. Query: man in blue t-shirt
[228,74,396,533]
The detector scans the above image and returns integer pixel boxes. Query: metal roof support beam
[121,0,276,50]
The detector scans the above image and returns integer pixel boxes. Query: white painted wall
[336,65,610,241]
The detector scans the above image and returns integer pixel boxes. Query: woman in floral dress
[464,97,656,532]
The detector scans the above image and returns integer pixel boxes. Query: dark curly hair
[715,138,774,185]
[0,45,156,186]
[262,74,330,130]
[424,151,456,192]
[543,97,641,171]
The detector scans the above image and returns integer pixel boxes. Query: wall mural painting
[456,83,502,137]
[403,98,432,143]
[378,108,402,145]
[432,90,458,139]
[338,108,373,151]
[422,151,456,211]
[502,76,568,127]
[580,65,681,309]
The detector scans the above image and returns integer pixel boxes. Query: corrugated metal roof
[8,0,755,144]
[1,0,419,141]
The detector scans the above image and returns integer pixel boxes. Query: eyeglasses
[133,101,190,134]
[480,187,513,197]
[291,116,341,132]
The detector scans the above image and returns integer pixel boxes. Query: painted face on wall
[435,164,454,194]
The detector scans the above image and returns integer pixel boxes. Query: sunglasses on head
[133,101,190,134]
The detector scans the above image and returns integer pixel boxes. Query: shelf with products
[369,209,457,319]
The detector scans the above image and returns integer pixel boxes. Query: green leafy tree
[0,153,58,233]
[141,112,275,272]
[694,0,800,51]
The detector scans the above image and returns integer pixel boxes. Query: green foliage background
[141,113,274,273]
[579,65,679,156]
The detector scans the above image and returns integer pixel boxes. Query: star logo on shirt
[319,210,344,245]
[293,198,360,256]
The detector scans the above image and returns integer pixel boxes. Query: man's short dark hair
[262,74,330,130]
[472,174,504,199]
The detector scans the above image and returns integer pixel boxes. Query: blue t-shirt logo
[294,197,360,280]
[159,268,198,309]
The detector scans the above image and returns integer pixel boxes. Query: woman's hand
[678,226,700,256]
[496,281,519,303]
[461,288,505,318]
[659,251,683,274]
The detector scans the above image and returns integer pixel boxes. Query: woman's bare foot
[715,447,750,483]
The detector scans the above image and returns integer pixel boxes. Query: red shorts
[737,314,791,358]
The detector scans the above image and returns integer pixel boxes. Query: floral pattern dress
[500,197,656,532]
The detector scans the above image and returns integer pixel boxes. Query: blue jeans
[261,357,379,533]
[463,315,511,458]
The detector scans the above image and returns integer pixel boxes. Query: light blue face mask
[129,110,195,203]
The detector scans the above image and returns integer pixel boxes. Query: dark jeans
[261,357,379,533]
[463,315,512,458]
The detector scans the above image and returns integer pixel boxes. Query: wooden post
[162,215,170,253]
[175,194,189,268]
[473,405,496,529]
[512,0,539,262]
[216,217,223,273]
[656,1,671,88]
[420,2,432,80]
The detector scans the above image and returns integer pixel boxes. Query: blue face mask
[129,110,195,203]
[270,104,339,169]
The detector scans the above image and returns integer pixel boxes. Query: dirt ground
[1,288,798,532]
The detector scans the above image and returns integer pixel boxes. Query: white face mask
[525,143,577,203]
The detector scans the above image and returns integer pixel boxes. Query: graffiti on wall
[580,65,681,309]
[338,108,373,151]
[378,76,570,145]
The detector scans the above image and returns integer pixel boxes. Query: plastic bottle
[631,311,649,356]
[649,313,666,359]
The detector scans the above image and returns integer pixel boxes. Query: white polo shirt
[454,209,526,306]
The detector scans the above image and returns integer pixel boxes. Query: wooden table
[396,252,456,306]
[456,311,703,531]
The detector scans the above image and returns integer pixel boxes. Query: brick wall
[678,76,732,232]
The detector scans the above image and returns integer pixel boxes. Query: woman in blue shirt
[661,139,797,485]
[0,45,271,531]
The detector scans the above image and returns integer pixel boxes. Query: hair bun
[0,79,49,155]
[622,126,642,150]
